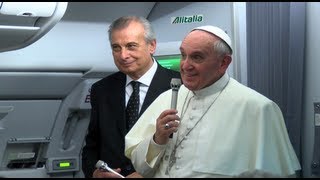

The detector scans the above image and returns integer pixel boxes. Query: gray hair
[108,16,156,44]
[213,39,233,57]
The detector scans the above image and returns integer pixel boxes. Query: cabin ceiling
[61,2,157,23]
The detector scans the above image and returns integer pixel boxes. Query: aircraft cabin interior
[0,2,319,178]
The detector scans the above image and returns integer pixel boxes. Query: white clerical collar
[192,73,230,97]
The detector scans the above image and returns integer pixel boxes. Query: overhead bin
[0,2,57,17]
[0,2,68,53]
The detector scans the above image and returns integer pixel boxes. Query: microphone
[169,78,182,138]
[95,160,125,178]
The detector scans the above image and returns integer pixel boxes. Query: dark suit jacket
[81,63,180,177]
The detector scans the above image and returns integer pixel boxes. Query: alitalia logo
[171,15,203,24]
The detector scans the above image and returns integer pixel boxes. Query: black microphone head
[95,160,106,169]
[170,78,182,91]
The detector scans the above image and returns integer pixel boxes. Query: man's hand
[92,168,122,178]
[126,172,144,178]
[154,109,180,145]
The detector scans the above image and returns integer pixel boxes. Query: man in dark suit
[81,16,180,178]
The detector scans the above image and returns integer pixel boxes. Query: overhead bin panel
[0,72,83,99]
[0,2,68,53]
[0,2,56,17]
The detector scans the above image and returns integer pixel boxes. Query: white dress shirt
[125,58,158,112]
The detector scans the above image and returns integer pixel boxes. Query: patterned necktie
[126,81,140,132]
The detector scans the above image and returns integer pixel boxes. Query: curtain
[246,2,305,174]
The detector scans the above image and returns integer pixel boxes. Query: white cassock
[125,73,301,178]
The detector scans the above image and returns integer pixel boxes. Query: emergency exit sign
[171,15,203,24]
